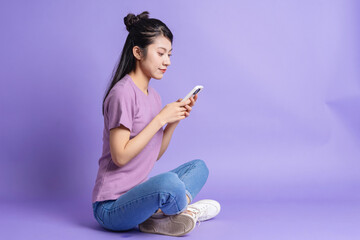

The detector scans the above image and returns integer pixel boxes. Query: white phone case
[181,85,204,102]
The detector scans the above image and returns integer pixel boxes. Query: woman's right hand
[157,99,191,125]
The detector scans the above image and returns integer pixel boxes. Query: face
[135,35,172,80]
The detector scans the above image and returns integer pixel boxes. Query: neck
[128,70,150,94]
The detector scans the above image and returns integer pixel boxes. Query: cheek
[142,54,162,72]
[142,60,159,74]
[141,58,154,69]
[151,53,162,64]
[152,57,162,69]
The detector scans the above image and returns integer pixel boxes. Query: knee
[192,159,209,179]
[155,172,186,195]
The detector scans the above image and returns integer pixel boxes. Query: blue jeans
[92,159,209,231]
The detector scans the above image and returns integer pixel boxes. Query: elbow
[113,159,125,168]
[111,153,127,168]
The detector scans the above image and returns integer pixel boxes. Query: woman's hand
[157,98,191,126]
[172,94,198,124]
[158,94,198,127]
[180,94,198,118]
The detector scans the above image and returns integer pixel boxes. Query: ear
[132,46,143,60]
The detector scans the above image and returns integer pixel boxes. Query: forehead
[151,36,172,51]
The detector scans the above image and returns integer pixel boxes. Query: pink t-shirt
[92,74,164,203]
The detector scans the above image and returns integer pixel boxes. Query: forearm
[120,115,165,166]
[157,122,179,160]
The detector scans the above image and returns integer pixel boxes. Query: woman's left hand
[177,94,198,118]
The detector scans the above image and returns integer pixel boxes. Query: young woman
[92,11,220,237]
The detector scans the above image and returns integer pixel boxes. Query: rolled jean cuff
[171,201,188,215]
[185,189,193,203]
[162,197,188,215]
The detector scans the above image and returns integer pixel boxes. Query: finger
[180,107,188,113]
[179,99,191,106]
[189,97,195,107]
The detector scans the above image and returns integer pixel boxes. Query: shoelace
[187,205,209,227]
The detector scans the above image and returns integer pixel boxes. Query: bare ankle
[186,194,191,204]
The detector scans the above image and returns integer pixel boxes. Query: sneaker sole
[139,214,196,237]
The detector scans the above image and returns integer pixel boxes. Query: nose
[163,56,171,67]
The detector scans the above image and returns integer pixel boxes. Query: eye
[158,52,164,56]
[168,54,172,57]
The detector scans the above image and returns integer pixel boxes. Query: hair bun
[124,11,150,32]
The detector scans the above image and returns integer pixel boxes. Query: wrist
[156,114,167,127]
[166,121,180,128]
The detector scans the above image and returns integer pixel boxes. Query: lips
[160,69,166,73]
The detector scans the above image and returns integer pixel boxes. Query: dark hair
[102,11,173,116]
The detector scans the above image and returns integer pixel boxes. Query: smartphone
[180,85,204,102]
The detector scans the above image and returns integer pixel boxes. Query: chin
[152,74,163,80]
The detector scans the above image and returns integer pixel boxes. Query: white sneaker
[187,199,221,222]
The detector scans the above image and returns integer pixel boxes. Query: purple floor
[1,198,360,240]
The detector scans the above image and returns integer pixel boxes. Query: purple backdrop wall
[0,0,359,207]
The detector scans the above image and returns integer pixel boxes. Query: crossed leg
[156,194,191,214]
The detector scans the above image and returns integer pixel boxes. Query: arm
[157,95,198,161]
[110,115,165,167]
[157,121,179,161]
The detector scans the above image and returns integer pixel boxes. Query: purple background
[1,0,360,239]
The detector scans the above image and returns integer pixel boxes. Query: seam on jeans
[96,214,105,225]
[102,191,182,213]
[176,161,199,200]
[100,200,115,211]
[177,161,198,182]
[93,203,106,225]
[162,193,182,213]
[174,201,189,215]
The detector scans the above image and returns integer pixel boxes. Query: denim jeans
[92,159,209,231]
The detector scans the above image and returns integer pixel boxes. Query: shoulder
[104,77,137,114]
[107,77,135,101]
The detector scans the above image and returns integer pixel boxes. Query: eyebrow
[157,47,172,51]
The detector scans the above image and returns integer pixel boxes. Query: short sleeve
[106,89,134,132]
